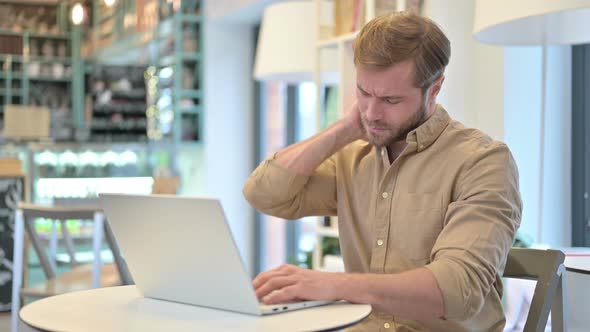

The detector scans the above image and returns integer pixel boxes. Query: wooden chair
[151,176,181,195]
[503,248,567,332]
[10,203,133,332]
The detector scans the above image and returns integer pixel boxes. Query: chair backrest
[18,202,103,279]
[151,176,180,195]
[503,248,566,332]
[19,202,133,284]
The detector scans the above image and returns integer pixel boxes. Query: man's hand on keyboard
[252,264,341,305]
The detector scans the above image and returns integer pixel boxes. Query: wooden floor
[0,312,11,332]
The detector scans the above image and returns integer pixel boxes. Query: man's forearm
[335,268,444,320]
[275,119,360,176]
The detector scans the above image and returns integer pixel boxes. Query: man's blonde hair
[353,11,450,92]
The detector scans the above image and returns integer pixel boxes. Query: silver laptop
[99,193,333,315]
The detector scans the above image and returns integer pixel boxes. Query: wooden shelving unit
[88,0,204,143]
[0,1,83,141]
[85,64,149,142]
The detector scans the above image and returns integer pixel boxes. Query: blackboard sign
[0,177,24,311]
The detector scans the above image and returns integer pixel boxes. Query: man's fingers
[255,275,297,300]
[252,264,298,288]
[262,284,301,304]
[252,267,289,288]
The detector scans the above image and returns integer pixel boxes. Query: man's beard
[361,96,429,148]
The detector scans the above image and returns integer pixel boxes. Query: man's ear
[429,75,445,99]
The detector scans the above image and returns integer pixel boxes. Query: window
[572,44,590,246]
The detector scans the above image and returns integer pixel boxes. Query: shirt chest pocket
[391,192,443,263]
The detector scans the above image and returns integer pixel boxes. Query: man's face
[356,60,429,148]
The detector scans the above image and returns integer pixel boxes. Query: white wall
[423,0,504,140]
[207,0,284,23]
[504,46,572,247]
[543,46,572,247]
[206,0,264,18]
[203,15,257,273]
[177,144,207,196]
[504,47,541,242]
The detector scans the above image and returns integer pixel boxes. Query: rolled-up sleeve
[242,154,337,219]
[425,142,522,320]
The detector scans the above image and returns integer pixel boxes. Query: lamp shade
[254,1,337,83]
[473,0,590,45]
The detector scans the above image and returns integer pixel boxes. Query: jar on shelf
[182,30,197,52]
[29,39,39,57]
[41,40,54,58]
[182,66,194,89]
[57,41,67,58]
[52,63,64,79]
[27,62,40,77]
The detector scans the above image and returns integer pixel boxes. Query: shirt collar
[406,104,450,153]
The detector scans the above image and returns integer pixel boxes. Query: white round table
[563,248,590,274]
[562,248,590,332]
[19,286,372,332]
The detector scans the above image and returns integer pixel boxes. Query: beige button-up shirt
[243,106,522,331]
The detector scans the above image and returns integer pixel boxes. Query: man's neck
[384,103,439,163]
[386,141,407,164]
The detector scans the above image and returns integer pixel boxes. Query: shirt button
[384,322,391,328]
[419,144,424,149]
[377,239,384,246]
[381,192,389,199]
[381,149,385,156]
